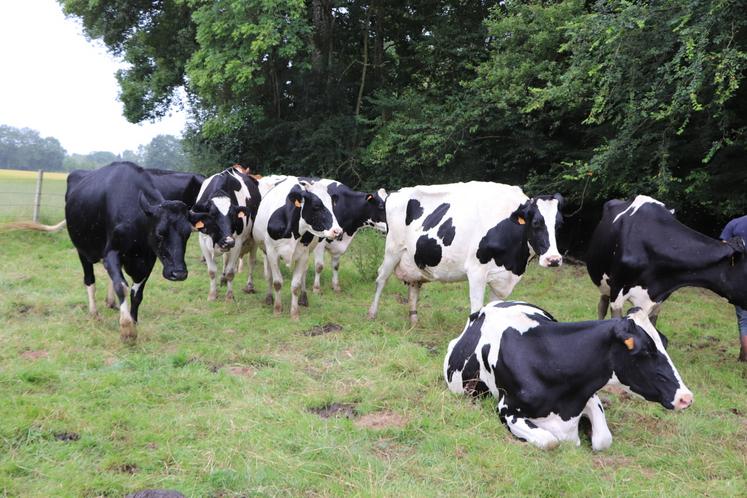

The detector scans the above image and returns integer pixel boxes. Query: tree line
[0,125,190,172]
[57,0,747,238]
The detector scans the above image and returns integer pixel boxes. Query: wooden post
[33,170,44,222]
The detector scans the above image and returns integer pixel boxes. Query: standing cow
[65,162,208,342]
[444,301,693,450]
[195,166,261,301]
[587,195,747,325]
[252,177,342,320]
[310,179,387,294]
[367,181,564,325]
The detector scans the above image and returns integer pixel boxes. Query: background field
[0,169,67,224]
[1,170,746,497]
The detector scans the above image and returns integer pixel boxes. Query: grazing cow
[65,162,207,341]
[252,177,342,319]
[444,301,693,450]
[195,167,261,301]
[587,195,747,323]
[367,181,564,325]
[311,180,387,294]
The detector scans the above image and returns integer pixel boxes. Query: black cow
[65,162,207,342]
[587,195,747,324]
[146,169,206,208]
[444,301,693,450]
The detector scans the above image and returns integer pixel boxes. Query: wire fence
[0,170,68,223]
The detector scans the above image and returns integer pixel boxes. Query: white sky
[0,0,187,155]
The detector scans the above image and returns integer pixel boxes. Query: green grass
[1,228,746,497]
[0,169,68,224]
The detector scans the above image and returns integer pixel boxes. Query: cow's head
[511,193,563,267]
[331,185,388,235]
[288,181,343,239]
[191,191,249,252]
[139,193,197,281]
[610,308,693,411]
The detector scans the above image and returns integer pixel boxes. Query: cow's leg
[263,253,274,305]
[609,291,625,319]
[408,282,421,326]
[368,250,401,319]
[78,252,98,316]
[331,253,342,293]
[129,276,149,323]
[504,415,560,450]
[223,244,242,302]
[200,236,219,301]
[102,251,135,343]
[582,395,613,452]
[290,251,311,321]
[265,247,284,315]
[312,243,325,294]
[649,302,662,326]
[243,242,257,294]
[597,295,610,320]
[123,255,155,324]
[467,272,488,313]
[106,280,117,309]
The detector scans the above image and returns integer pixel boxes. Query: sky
[0,0,187,155]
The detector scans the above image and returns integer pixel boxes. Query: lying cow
[65,162,208,342]
[252,176,342,319]
[444,301,693,450]
[195,166,261,301]
[311,180,387,294]
[367,181,563,325]
[587,195,747,325]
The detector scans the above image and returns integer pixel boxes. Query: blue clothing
[737,306,747,337]
[720,214,747,242]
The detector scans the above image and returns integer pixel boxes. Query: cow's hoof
[333,286,342,294]
[208,292,217,302]
[119,320,137,344]
[312,286,322,295]
[242,285,256,294]
[106,299,117,310]
[298,292,309,307]
[225,291,234,302]
[264,294,274,306]
[367,310,377,320]
[290,312,300,321]
[273,307,282,316]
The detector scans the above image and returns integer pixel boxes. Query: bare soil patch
[309,402,357,419]
[226,366,256,377]
[355,411,408,430]
[305,323,343,336]
[20,350,48,361]
[53,432,80,442]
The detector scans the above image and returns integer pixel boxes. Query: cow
[444,301,693,450]
[195,166,261,301]
[146,169,206,208]
[367,181,564,325]
[310,180,387,294]
[587,195,747,324]
[65,162,208,342]
[251,176,343,320]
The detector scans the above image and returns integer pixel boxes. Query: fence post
[33,170,44,222]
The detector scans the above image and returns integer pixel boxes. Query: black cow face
[191,195,248,252]
[139,194,193,281]
[610,316,692,410]
[511,193,564,267]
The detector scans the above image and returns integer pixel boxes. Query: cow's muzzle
[540,255,563,268]
[164,269,188,281]
[218,236,235,252]
[673,391,693,411]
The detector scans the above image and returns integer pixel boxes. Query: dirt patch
[20,350,48,361]
[54,431,80,442]
[355,411,408,430]
[305,323,343,337]
[113,463,139,474]
[372,437,415,461]
[226,366,255,377]
[309,402,357,419]
[125,491,185,498]
[592,455,634,470]
[13,303,32,315]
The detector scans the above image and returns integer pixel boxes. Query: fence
[0,169,68,223]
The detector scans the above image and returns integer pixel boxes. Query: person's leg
[736,306,747,362]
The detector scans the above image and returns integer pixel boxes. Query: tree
[0,125,66,170]
[141,134,190,170]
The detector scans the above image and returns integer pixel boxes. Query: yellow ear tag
[517,217,526,225]
[367,194,374,201]
[624,337,635,350]
[294,200,302,208]
[194,220,205,229]
[237,211,246,219]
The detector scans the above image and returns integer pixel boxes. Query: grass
[0,169,68,224]
[1,171,746,496]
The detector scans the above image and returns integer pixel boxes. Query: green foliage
[0,125,66,171]
[140,134,191,170]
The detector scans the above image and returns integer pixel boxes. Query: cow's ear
[510,201,531,226]
[725,236,746,255]
[613,319,643,354]
[189,211,209,231]
[377,188,388,201]
[192,202,210,213]
[236,206,249,219]
[139,192,158,217]
[298,179,312,190]
[366,193,377,204]
[288,190,303,209]
[553,193,565,211]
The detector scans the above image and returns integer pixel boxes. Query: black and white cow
[444,301,693,450]
[311,179,387,294]
[65,162,207,342]
[251,176,342,320]
[587,195,747,323]
[195,166,261,301]
[367,181,564,325]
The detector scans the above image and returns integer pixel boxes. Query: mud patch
[593,455,634,470]
[20,350,48,361]
[226,366,256,377]
[355,411,408,430]
[305,323,343,337]
[125,491,186,498]
[54,431,80,442]
[112,462,139,474]
[309,402,357,419]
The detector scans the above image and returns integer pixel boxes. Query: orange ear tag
[517,217,526,225]
[238,211,246,219]
[294,200,302,208]
[194,221,205,229]
[624,337,635,350]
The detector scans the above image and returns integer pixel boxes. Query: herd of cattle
[44,161,747,451]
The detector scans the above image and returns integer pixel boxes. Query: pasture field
[1,226,746,498]
[0,169,68,224]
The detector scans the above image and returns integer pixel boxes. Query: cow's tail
[0,219,67,232]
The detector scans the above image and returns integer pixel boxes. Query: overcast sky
[0,0,187,155]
